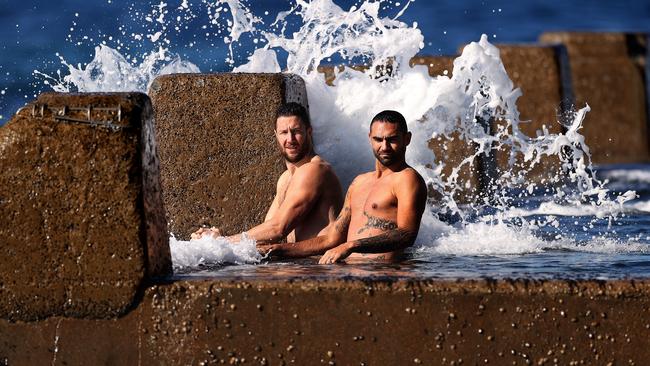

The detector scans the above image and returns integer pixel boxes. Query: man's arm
[191,172,287,241]
[259,182,354,258]
[319,170,426,264]
[228,163,326,243]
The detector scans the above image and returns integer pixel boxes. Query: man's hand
[256,243,279,256]
[318,243,352,264]
[190,227,222,240]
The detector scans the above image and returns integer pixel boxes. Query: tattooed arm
[319,169,427,264]
[258,180,354,259]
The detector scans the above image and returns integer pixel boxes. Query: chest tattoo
[357,210,397,234]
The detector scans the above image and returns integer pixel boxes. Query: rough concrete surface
[540,32,650,164]
[0,92,171,321]
[2,279,650,365]
[495,45,565,183]
[148,73,307,240]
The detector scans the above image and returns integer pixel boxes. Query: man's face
[275,115,312,163]
[369,121,411,167]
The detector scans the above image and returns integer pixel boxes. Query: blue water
[2,0,650,279]
[2,0,650,123]
[173,163,650,280]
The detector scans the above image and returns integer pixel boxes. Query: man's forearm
[229,220,286,243]
[348,229,416,254]
[267,235,338,259]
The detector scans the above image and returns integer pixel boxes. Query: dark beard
[374,151,398,167]
[282,141,311,163]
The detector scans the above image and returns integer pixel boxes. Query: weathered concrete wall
[494,45,566,183]
[540,32,650,164]
[2,279,650,365]
[149,73,308,240]
[0,92,171,321]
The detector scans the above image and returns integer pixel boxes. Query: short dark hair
[370,110,408,134]
[275,102,311,129]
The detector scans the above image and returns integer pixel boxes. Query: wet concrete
[148,73,307,240]
[0,92,171,321]
[2,279,650,365]
[540,32,650,164]
[495,45,565,183]
[410,56,484,203]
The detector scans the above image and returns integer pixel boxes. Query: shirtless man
[192,102,343,243]
[259,110,427,263]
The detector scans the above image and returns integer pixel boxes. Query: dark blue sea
[2,0,650,123]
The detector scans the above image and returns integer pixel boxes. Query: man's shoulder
[290,157,336,186]
[296,156,335,175]
[277,169,291,184]
[394,167,427,194]
[397,166,425,181]
[349,171,375,188]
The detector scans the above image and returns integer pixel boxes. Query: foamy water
[34,0,650,275]
[170,234,261,270]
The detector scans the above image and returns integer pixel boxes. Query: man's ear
[405,131,412,146]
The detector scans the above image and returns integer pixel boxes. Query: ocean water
[2,0,650,279]
[172,164,650,280]
[3,0,650,123]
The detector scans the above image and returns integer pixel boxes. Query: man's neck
[286,151,316,172]
[374,160,408,178]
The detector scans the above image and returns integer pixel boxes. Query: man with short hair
[259,110,427,263]
[192,102,343,243]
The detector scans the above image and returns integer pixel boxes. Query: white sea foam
[36,45,199,93]
[417,221,650,256]
[501,199,639,218]
[170,234,261,269]
[421,221,547,255]
[600,168,650,184]
[629,199,650,213]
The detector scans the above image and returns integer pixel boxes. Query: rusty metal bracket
[17,103,128,130]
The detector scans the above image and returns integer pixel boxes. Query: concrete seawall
[0,93,171,322]
[3,279,650,365]
[2,32,650,364]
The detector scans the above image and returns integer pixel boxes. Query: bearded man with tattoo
[259,110,427,264]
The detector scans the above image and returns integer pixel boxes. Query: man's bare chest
[351,179,398,218]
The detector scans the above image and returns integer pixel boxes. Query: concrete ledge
[495,45,565,183]
[0,92,171,321]
[149,73,308,240]
[540,32,650,164]
[2,279,650,364]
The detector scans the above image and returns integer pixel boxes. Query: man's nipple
[371,203,378,209]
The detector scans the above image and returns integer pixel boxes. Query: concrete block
[136,279,650,365]
[410,55,455,77]
[427,133,482,203]
[495,45,565,183]
[0,92,171,321]
[148,73,308,240]
[54,316,140,365]
[540,32,650,163]
[0,318,58,364]
[497,45,565,138]
[410,56,485,202]
[2,279,650,364]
